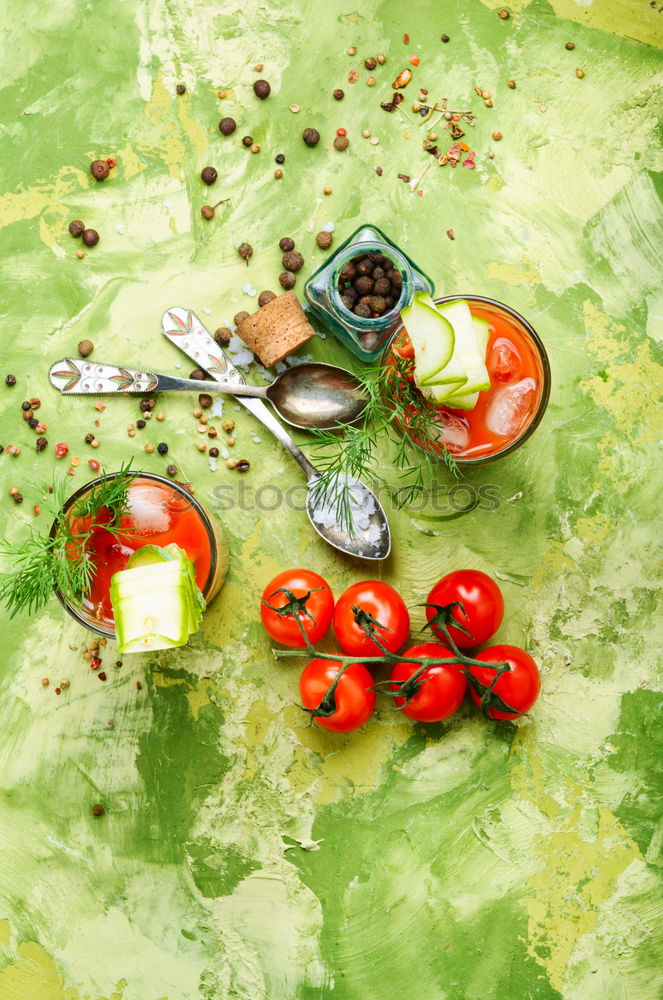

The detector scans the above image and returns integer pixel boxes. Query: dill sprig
[306,359,459,532]
[0,464,136,619]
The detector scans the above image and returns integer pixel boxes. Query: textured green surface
[1,1,662,998]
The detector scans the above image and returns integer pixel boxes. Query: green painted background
[0,1,661,997]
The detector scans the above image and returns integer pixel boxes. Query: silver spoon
[48,358,368,431]
[160,306,392,560]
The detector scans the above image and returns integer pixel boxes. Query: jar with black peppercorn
[304,223,434,362]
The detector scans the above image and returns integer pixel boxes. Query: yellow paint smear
[488,257,541,287]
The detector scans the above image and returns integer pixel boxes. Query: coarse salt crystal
[211,398,224,417]
[208,456,218,471]
[202,307,211,314]
[252,436,261,443]
[321,221,335,232]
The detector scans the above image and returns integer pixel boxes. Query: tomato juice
[389,296,550,462]
[61,475,222,631]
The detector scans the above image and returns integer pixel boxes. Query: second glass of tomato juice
[387,295,551,463]
[51,472,229,638]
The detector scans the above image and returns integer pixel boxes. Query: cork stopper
[234,291,315,367]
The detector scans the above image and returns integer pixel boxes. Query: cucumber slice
[431,305,490,396]
[401,292,456,384]
[444,390,480,410]
[111,546,205,653]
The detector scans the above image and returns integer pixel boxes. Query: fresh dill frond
[0,464,135,619]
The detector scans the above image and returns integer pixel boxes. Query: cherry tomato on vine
[333,580,410,657]
[389,642,466,723]
[426,569,504,649]
[299,659,376,733]
[260,569,334,648]
[468,645,540,720]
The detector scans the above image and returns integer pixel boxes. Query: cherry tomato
[389,642,466,722]
[426,569,504,649]
[260,569,333,648]
[299,659,376,733]
[333,580,410,657]
[468,645,541,720]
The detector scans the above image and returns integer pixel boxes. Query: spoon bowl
[266,362,368,430]
[306,475,391,560]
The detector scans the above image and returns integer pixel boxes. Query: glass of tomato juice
[50,472,229,638]
[386,295,551,463]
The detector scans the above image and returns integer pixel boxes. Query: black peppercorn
[275,153,285,164]
[258,290,277,307]
[213,327,232,346]
[28,417,38,429]
[236,459,250,472]
[333,88,345,100]
[176,83,186,95]
[198,393,213,409]
[5,375,16,386]
[82,229,99,246]
[209,447,220,458]
[441,33,450,42]
[167,464,177,476]
[242,135,253,147]
[279,237,295,252]
[354,303,372,318]
[21,400,31,411]
[36,437,48,451]
[233,312,250,327]
[364,56,377,70]
[189,369,206,380]
[316,231,333,249]
[339,262,356,283]
[281,250,304,272]
[253,79,271,99]
[279,271,296,290]
[219,117,237,135]
[84,433,95,443]
[238,242,253,263]
[136,419,146,429]
[13,492,24,505]
[90,160,110,181]
[68,219,85,238]
[201,166,218,185]
[157,442,168,455]
[302,127,320,146]
[91,803,105,817]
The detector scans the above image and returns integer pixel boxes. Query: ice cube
[489,338,521,383]
[438,412,470,454]
[485,377,537,437]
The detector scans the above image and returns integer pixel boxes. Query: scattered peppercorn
[190,368,206,380]
[250,143,260,154]
[279,271,296,290]
[136,419,146,429]
[274,168,283,179]
[88,459,100,471]
[30,397,41,410]
[84,432,95,444]
[207,426,218,438]
[5,374,16,386]
[302,127,320,146]
[282,250,304,272]
[333,88,345,100]
[21,399,31,411]
[275,153,285,164]
[492,131,503,140]
[238,242,253,264]
[576,68,585,78]
[36,437,48,452]
[197,442,206,452]
[366,76,376,87]
[565,41,575,50]
[498,9,510,18]
[334,135,349,151]
[209,447,220,458]
[316,231,333,249]
[76,250,85,259]
[156,442,168,455]
[12,492,24,504]
[236,459,250,472]
[90,159,110,181]
[82,229,99,246]
[507,79,516,88]
[279,237,295,252]
[213,327,232,346]
[365,56,377,70]
[242,135,253,147]
[165,464,177,478]
[441,34,450,42]
[198,393,213,409]
[347,45,357,55]
[91,803,105,816]
[6,445,20,456]
[55,442,69,458]
[201,166,218,185]
[253,79,271,99]
[28,417,38,429]
[201,205,215,219]
[221,420,235,433]
[176,83,186,95]
[258,290,277,307]
[144,443,154,454]
[68,219,86,237]
[219,117,237,135]
[41,678,49,687]
[233,312,250,327]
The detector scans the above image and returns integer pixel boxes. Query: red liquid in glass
[69,478,212,626]
[390,301,544,460]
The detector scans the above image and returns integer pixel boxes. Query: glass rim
[49,471,219,638]
[389,293,552,466]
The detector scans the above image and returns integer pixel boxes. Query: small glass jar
[50,472,229,638]
[304,223,435,363]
